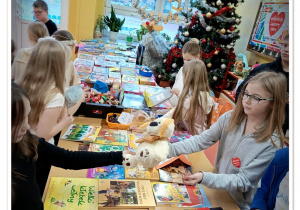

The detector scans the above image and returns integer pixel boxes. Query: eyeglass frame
[32,10,45,15]
[240,90,274,104]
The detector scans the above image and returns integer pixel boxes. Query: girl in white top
[169,38,202,107]
[52,30,81,87]
[164,60,214,135]
[20,38,83,144]
[12,21,49,84]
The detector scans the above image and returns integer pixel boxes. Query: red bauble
[176,34,178,37]
[230,27,235,31]
[202,38,207,43]
[146,21,150,25]
[195,11,198,13]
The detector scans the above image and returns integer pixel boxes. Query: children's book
[151,182,186,204]
[170,131,192,143]
[88,72,108,82]
[95,129,128,146]
[109,71,121,79]
[94,55,106,66]
[78,72,91,80]
[44,177,98,209]
[98,179,156,208]
[103,61,118,68]
[76,64,94,74]
[74,58,94,67]
[122,83,140,94]
[93,67,109,74]
[109,67,120,72]
[122,75,139,84]
[77,53,95,61]
[87,165,125,179]
[177,184,212,208]
[105,55,120,62]
[78,143,89,151]
[139,76,156,86]
[61,124,101,143]
[127,133,143,152]
[125,164,160,181]
[122,94,147,109]
[88,144,125,152]
[121,67,136,76]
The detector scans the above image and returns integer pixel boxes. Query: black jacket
[235,57,289,133]
[12,138,123,210]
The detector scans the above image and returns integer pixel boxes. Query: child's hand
[170,88,180,96]
[60,113,74,127]
[182,171,203,186]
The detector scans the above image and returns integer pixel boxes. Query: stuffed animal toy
[235,61,245,72]
[122,117,174,169]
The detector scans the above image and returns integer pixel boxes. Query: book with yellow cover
[125,164,160,181]
[98,179,156,208]
[151,182,186,204]
[44,177,98,209]
[61,124,101,143]
[95,128,128,146]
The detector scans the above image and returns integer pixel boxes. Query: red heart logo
[232,157,241,168]
[269,12,285,37]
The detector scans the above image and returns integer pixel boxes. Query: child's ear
[196,54,201,59]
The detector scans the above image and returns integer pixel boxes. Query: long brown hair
[173,60,212,135]
[28,21,49,43]
[11,82,38,160]
[20,38,66,126]
[182,38,202,58]
[227,71,286,147]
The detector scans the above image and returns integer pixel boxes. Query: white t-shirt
[274,171,289,210]
[169,67,183,107]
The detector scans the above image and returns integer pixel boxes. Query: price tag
[117,112,134,125]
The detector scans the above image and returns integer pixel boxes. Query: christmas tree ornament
[235,19,240,23]
[221,59,225,62]
[158,75,162,78]
[207,63,212,68]
[214,50,219,55]
[231,12,234,16]
[171,73,176,77]
[203,0,206,3]
[163,59,167,63]
[172,63,177,68]
[185,19,188,23]
[202,38,207,43]
[230,42,234,46]
[227,2,231,6]
[220,28,226,34]
[221,64,227,69]
[174,40,178,45]
[206,26,212,31]
[212,2,215,6]
[206,12,212,18]
[230,27,235,31]
[184,31,189,36]
[216,0,222,6]
[227,29,231,33]
[213,76,218,81]
[188,7,192,12]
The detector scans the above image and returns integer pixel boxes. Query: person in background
[33,0,57,36]
[163,60,214,135]
[235,35,289,135]
[169,38,202,107]
[11,82,131,209]
[167,71,286,210]
[250,147,289,210]
[11,21,49,84]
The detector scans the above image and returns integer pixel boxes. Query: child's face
[280,38,289,63]
[14,97,31,143]
[33,6,48,22]
[242,82,272,117]
[182,53,200,64]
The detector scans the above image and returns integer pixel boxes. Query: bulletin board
[247,0,289,54]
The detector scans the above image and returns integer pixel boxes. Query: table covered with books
[42,116,239,210]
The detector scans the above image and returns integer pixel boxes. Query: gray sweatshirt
[168,111,280,209]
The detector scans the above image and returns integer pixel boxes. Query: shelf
[247,48,276,61]
[222,90,235,102]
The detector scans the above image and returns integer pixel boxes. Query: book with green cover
[44,177,98,209]
[61,124,101,143]
[88,144,125,152]
[95,128,128,146]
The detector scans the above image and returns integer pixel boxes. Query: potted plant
[136,25,148,42]
[95,15,106,38]
[103,6,125,42]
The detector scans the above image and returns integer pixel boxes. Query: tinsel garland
[166,47,182,71]
[202,47,223,59]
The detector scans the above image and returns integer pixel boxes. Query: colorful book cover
[177,184,211,208]
[154,99,173,109]
[122,75,139,84]
[87,165,125,179]
[105,55,120,62]
[122,83,140,94]
[121,67,136,76]
[128,57,136,63]
[94,55,106,66]
[78,72,91,80]
[88,72,108,82]
[109,71,121,79]
[103,61,117,68]
[74,58,94,67]
[138,85,149,95]
[127,133,143,152]
[76,64,93,74]
[151,182,186,204]
[139,76,156,86]
[93,67,109,74]
[88,144,125,152]
[78,53,95,61]
[95,129,128,146]
[106,77,122,84]
[122,94,146,109]
[98,179,156,208]
[109,67,120,72]
[61,124,101,142]
[44,177,98,209]
[78,143,89,151]
[170,131,192,143]
[125,164,159,181]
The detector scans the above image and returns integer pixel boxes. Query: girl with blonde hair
[52,30,80,87]
[12,21,49,84]
[167,71,286,209]
[19,38,82,145]
[164,60,214,135]
[169,38,202,106]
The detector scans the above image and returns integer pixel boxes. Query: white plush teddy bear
[122,117,175,169]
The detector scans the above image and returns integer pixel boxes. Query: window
[20,0,62,25]
[104,0,191,40]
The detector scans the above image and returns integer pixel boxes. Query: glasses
[241,90,273,104]
[32,10,44,15]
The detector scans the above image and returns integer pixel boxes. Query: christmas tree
[155,0,244,90]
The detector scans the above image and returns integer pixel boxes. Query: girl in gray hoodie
[168,71,286,209]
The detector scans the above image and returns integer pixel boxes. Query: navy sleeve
[37,138,123,169]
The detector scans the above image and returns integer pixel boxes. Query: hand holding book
[182,171,204,186]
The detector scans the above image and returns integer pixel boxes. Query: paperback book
[151,182,186,204]
[127,133,143,152]
[125,164,159,181]
[88,144,125,152]
[95,129,128,146]
[177,184,211,208]
[87,165,125,179]
[61,124,101,143]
